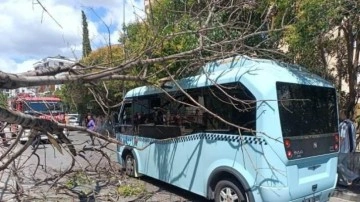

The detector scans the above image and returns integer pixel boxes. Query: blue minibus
[115,56,338,202]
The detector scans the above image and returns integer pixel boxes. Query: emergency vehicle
[9,93,68,143]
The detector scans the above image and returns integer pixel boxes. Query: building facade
[33,55,75,93]
[144,0,153,14]
[1,87,36,99]
[1,55,75,99]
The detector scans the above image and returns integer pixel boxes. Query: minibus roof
[124,55,334,99]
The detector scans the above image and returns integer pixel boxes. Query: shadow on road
[333,184,360,202]
[336,184,360,194]
[135,176,211,202]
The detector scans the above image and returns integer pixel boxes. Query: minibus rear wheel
[214,178,247,202]
[125,154,136,177]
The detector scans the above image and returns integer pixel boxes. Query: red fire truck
[10,93,69,144]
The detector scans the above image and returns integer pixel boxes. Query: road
[1,130,359,201]
[0,130,194,201]
[331,186,360,202]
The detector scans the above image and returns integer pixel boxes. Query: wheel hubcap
[219,187,239,202]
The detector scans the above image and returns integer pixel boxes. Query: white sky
[0,0,145,73]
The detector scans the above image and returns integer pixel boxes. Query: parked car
[66,114,80,127]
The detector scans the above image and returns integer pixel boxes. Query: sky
[0,0,145,73]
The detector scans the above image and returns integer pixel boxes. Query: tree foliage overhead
[283,0,360,116]
[57,0,290,118]
[120,0,287,82]
[284,0,338,78]
[58,44,129,116]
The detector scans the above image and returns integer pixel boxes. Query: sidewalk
[332,186,360,202]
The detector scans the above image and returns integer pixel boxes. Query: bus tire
[125,154,136,177]
[214,179,247,202]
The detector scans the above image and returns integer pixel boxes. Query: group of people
[133,108,203,127]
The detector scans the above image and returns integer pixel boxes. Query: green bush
[65,171,92,189]
[117,183,146,197]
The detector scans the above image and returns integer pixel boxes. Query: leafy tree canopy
[58,45,128,116]
[120,0,288,82]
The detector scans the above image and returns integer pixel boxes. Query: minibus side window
[122,82,256,138]
[202,83,256,134]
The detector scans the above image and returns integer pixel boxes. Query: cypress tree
[82,10,92,57]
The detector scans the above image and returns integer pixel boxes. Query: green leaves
[283,0,339,76]
[0,92,7,108]
[82,10,92,57]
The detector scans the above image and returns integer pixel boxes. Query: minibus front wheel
[214,178,247,202]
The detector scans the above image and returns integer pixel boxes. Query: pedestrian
[337,110,360,186]
[31,132,41,150]
[84,113,90,127]
[86,114,96,145]
[133,112,141,133]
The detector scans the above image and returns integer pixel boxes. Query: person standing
[84,113,91,127]
[31,131,41,150]
[339,112,356,153]
[133,112,141,133]
[337,111,359,186]
[86,114,96,145]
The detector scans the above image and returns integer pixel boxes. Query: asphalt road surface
[1,130,359,201]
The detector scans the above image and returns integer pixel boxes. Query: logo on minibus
[293,150,304,157]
